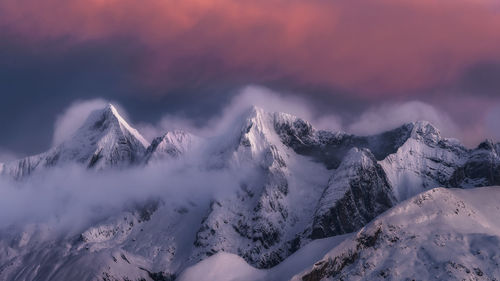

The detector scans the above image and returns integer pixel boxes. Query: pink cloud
[2,0,500,96]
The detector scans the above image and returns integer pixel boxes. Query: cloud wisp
[347,101,460,138]
[0,159,251,234]
[141,86,470,143]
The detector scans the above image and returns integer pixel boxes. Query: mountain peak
[242,105,268,122]
[100,104,127,125]
[408,120,441,143]
[57,104,149,168]
[104,103,116,111]
[242,105,305,125]
[104,104,130,124]
[238,106,312,146]
[477,139,497,151]
[145,130,198,162]
[79,104,149,148]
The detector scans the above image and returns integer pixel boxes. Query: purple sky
[0,0,499,157]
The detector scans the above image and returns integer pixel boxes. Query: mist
[138,85,467,142]
[0,85,493,235]
[0,158,255,235]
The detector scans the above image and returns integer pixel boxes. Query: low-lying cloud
[0,85,497,234]
[485,105,500,140]
[0,160,251,234]
[347,101,460,138]
[142,85,343,140]
[141,86,463,142]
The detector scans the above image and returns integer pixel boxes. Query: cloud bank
[1,0,500,95]
[0,159,249,233]
[141,85,343,139]
[141,86,467,143]
[485,105,500,140]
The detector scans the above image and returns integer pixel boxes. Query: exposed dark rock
[310,149,395,239]
[449,140,500,188]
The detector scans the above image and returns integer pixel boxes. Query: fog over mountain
[0,93,499,281]
[2,0,499,279]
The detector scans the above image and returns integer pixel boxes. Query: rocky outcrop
[449,140,500,188]
[274,118,413,169]
[295,187,500,281]
[380,121,469,201]
[310,148,395,239]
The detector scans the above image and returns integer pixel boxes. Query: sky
[1,0,500,158]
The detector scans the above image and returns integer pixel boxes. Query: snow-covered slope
[144,130,199,163]
[1,103,500,281]
[177,187,500,281]
[1,104,149,178]
[0,197,207,281]
[178,253,266,281]
[191,107,332,268]
[309,148,395,239]
[295,186,500,281]
[177,234,352,281]
[380,121,468,201]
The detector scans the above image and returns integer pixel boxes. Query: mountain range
[0,104,499,281]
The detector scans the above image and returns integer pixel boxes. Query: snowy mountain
[295,186,500,281]
[308,148,395,239]
[177,187,500,281]
[144,130,199,163]
[191,107,331,268]
[1,103,500,281]
[1,104,149,178]
[380,121,468,201]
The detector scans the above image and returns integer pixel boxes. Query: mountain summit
[66,104,149,168]
[1,104,149,178]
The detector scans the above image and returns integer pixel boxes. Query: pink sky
[2,0,500,96]
[0,0,499,152]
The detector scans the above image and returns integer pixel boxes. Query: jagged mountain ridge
[177,186,500,281]
[1,105,150,179]
[191,107,331,268]
[1,104,500,281]
[309,148,395,239]
[295,186,500,281]
[144,130,200,163]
